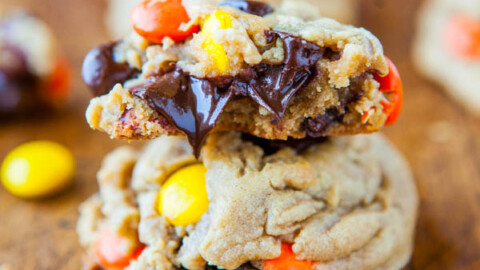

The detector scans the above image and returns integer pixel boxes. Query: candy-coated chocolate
[158,164,209,226]
[95,229,145,268]
[131,0,199,43]
[201,10,234,73]
[1,141,75,199]
[374,57,403,126]
[264,243,313,270]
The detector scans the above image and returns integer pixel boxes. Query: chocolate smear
[220,0,274,17]
[130,31,328,157]
[82,42,140,97]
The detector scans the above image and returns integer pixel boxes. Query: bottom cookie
[77,132,418,270]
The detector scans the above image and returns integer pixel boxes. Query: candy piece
[1,141,75,199]
[201,10,234,73]
[95,229,145,269]
[158,164,209,226]
[443,14,480,59]
[264,243,314,270]
[45,57,71,103]
[374,57,403,126]
[131,0,199,43]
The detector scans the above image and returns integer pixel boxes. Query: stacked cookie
[78,0,418,269]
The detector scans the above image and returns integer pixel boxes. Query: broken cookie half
[83,0,403,156]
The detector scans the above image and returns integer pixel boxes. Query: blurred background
[1,0,480,269]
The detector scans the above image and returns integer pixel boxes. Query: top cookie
[83,0,402,156]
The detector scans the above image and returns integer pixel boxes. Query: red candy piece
[373,57,403,126]
[443,14,480,59]
[264,243,314,270]
[94,229,145,269]
[131,0,199,43]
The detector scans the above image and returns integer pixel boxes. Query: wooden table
[0,0,479,269]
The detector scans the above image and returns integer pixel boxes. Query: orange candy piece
[264,243,314,270]
[131,0,199,43]
[45,57,71,103]
[373,56,403,126]
[94,229,145,269]
[443,14,480,59]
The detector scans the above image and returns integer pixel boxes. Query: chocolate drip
[82,42,140,97]
[242,133,327,155]
[0,45,40,114]
[220,0,274,17]
[130,31,327,157]
[131,70,234,158]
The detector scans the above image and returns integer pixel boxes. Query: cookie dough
[85,0,394,156]
[0,8,70,115]
[105,0,358,39]
[77,132,418,270]
[413,0,480,115]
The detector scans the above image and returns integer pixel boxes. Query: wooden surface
[0,0,479,269]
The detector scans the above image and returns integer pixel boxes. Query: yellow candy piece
[158,164,209,226]
[201,10,234,73]
[1,141,75,199]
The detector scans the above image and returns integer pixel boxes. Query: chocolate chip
[220,0,274,17]
[304,108,340,138]
[82,42,139,97]
[242,133,327,155]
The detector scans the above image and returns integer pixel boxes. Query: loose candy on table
[157,164,209,227]
[1,141,75,199]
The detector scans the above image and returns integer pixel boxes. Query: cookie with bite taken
[83,0,402,157]
[0,7,70,116]
[77,132,418,270]
[413,0,480,115]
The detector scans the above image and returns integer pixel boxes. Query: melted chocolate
[242,133,327,155]
[220,0,274,17]
[82,42,140,97]
[130,31,326,157]
[131,70,234,157]
[234,31,324,118]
